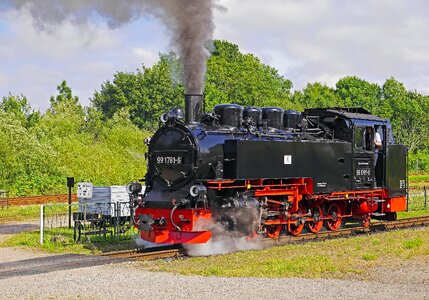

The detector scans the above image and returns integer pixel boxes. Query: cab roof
[304,108,388,123]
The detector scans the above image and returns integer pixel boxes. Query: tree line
[93,40,429,172]
[1,40,428,195]
[0,81,149,196]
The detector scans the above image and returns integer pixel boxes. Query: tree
[0,109,61,195]
[92,40,295,129]
[205,40,293,110]
[292,82,340,109]
[379,78,429,153]
[335,76,381,111]
[49,80,80,108]
[36,81,85,139]
[0,94,40,128]
[92,53,184,129]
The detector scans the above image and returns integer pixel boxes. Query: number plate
[156,156,184,165]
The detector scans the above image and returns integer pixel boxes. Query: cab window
[354,126,365,149]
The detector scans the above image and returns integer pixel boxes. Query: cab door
[352,125,374,190]
[374,125,387,187]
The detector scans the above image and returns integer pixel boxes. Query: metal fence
[40,202,137,245]
[408,186,428,211]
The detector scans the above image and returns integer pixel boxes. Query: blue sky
[1,0,429,111]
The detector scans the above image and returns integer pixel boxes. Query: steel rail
[100,215,429,261]
[100,246,184,261]
[261,215,429,247]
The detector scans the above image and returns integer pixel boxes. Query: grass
[0,228,93,254]
[408,175,429,189]
[397,210,429,218]
[407,189,428,211]
[141,227,429,279]
[0,227,139,254]
[409,174,429,182]
[403,238,423,249]
[0,205,42,223]
[0,204,71,223]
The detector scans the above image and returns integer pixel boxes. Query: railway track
[100,245,184,261]
[2,194,77,206]
[100,215,429,261]
[262,215,429,247]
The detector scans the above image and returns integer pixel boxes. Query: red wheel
[325,203,343,231]
[265,224,282,238]
[307,205,324,233]
[288,205,305,236]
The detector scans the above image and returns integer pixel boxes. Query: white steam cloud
[184,219,262,256]
[134,218,262,256]
[134,235,168,249]
[3,0,218,94]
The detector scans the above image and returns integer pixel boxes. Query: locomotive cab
[352,120,385,189]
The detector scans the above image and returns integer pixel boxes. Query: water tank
[283,110,301,129]
[243,107,262,126]
[214,104,243,127]
[262,107,284,129]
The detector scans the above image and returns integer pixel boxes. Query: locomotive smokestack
[185,94,203,123]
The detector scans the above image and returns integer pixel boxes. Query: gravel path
[0,247,428,300]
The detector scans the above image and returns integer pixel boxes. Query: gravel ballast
[1,248,428,299]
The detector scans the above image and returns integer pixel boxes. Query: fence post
[40,204,44,245]
[0,190,7,209]
[115,202,119,239]
[424,186,427,210]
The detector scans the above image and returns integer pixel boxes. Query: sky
[1,0,429,111]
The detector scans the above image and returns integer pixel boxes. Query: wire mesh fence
[408,186,428,211]
[40,202,137,245]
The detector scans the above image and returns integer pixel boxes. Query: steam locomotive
[127,94,407,244]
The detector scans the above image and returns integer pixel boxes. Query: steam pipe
[185,94,203,123]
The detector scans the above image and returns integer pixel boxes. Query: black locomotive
[128,94,407,244]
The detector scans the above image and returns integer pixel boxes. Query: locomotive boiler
[128,94,407,244]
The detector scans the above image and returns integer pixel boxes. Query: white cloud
[0,8,169,110]
[132,48,158,67]
[214,0,429,93]
[0,73,10,86]
[1,0,429,111]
